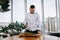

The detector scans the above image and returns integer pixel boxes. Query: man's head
[29,5,35,14]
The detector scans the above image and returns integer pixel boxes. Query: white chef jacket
[25,12,41,31]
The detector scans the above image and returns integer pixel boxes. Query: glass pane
[44,0,57,32]
[0,0,11,22]
[57,0,60,32]
[13,0,25,22]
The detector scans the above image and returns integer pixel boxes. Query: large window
[44,0,57,32]
[44,0,56,20]
[13,0,25,22]
[0,0,11,22]
[0,0,57,33]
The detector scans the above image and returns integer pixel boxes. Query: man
[25,5,41,34]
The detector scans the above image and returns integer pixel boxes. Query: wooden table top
[2,35,41,40]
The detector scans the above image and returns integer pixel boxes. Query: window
[44,0,56,20]
[13,0,25,22]
[0,0,11,22]
[44,0,57,32]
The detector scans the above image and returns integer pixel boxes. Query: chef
[25,5,41,34]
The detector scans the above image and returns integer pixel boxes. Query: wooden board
[18,33,41,40]
[18,36,41,40]
[18,33,41,37]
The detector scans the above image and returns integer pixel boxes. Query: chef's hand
[24,23,28,28]
[38,30,42,35]
[24,25,27,28]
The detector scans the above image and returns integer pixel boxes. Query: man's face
[29,8,35,14]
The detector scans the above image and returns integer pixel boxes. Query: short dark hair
[30,5,35,9]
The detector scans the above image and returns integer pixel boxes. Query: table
[2,33,41,40]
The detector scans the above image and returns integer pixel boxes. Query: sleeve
[37,14,42,31]
[24,13,28,25]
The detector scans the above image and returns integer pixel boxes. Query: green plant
[0,21,37,35]
[8,23,15,29]
[1,26,8,33]
[0,21,26,34]
[0,0,10,12]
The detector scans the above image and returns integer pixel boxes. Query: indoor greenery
[0,21,26,34]
[0,21,36,36]
[0,0,10,12]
